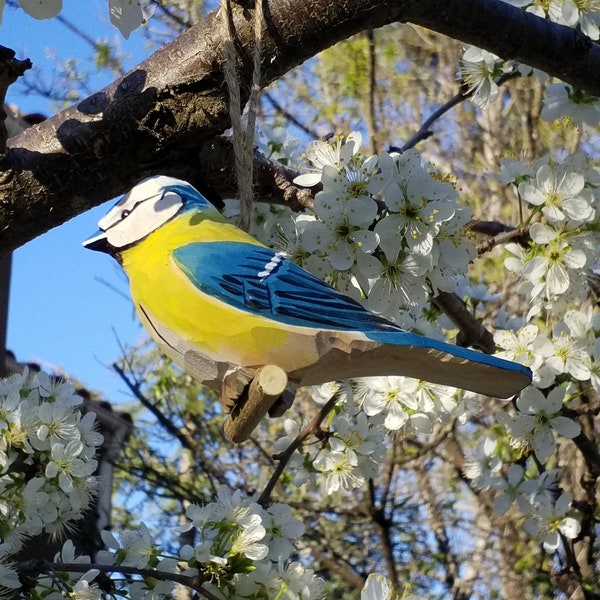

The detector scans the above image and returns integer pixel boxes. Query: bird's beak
[83,230,112,254]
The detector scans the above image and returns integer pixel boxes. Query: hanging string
[221,0,264,232]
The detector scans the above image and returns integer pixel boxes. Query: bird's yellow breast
[119,212,321,371]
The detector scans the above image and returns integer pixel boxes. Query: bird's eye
[121,209,131,219]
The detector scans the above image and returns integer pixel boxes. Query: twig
[469,220,516,236]
[263,92,320,139]
[562,405,600,479]
[151,0,193,30]
[414,461,460,592]
[390,86,470,153]
[368,479,399,589]
[302,541,366,590]
[254,147,316,211]
[258,391,341,505]
[474,223,530,255]
[391,72,520,153]
[15,560,221,600]
[55,14,125,76]
[431,291,495,353]
[366,29,379,154]
[112,362,198,452]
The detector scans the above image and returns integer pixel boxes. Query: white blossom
[313,448,364,494]
[230,514,268,561]
[503,386,581,462]
[464,436,502,489]
[546,328,592,380]
[492,464,538,515]
[460,45,511,108]
[541,84,600,127]
[361,573,392,600]
[518,164,595,224]
[109,0,154,39]
[294,132,363,187]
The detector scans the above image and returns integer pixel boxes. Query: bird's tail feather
[290,330,531,398]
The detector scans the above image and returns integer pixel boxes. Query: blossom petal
[551,416,581,438]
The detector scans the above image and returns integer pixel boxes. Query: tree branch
[258,391,340,505]
[0,47,32,152]
[15,559,221,600]
[431,291,496,353]
[3,0,600,254]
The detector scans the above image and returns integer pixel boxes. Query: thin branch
[263,92,320,139]
[151,0,193,30]
[112,362,198,452]
[258,391,340,505]
[390,86,470,153]
[15,560,221,600]
[562,406,600,479]
[365,29,379,154]
[472,221,530,255]
[304,541,366,590]
[469,219,516,236]
[414,461,461,595]
[368,479,399,589]
[391,72,520,153]
[54,14,125,76]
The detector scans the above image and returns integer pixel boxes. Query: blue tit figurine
[84,176,531,398]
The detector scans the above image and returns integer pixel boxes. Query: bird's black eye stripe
[120,201,141,220]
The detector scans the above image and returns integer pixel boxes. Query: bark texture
[1,0,599,254]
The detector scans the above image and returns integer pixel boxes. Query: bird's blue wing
[173,241,532,389]
[173,241,400,332]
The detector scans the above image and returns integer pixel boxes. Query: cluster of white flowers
[272,382,384,495]
[98,486,323,600]
[503,0,600,40]
[467,442,582,551]
[462,2,600,121]
[462,150,600,554]
[2,0,154,38]
[274,377,468,496]
[464,20,600,567]
[498,154,599,318]
[356,376,462,434]
[257,125,304,170]
[228,132,475,325]
[289,133,476,322]
[0,369,102,557]
[37,540,103,600]
[541,84,600,127]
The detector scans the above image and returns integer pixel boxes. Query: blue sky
[4,2,155,402]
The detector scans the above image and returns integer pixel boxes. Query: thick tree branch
[3,0,600,254]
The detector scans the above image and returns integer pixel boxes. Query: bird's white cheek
[106,192,183,248]
[106,226,137,248]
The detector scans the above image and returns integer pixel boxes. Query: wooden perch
[223,365,288,443]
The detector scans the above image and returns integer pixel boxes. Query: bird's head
[83,175,217,254]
